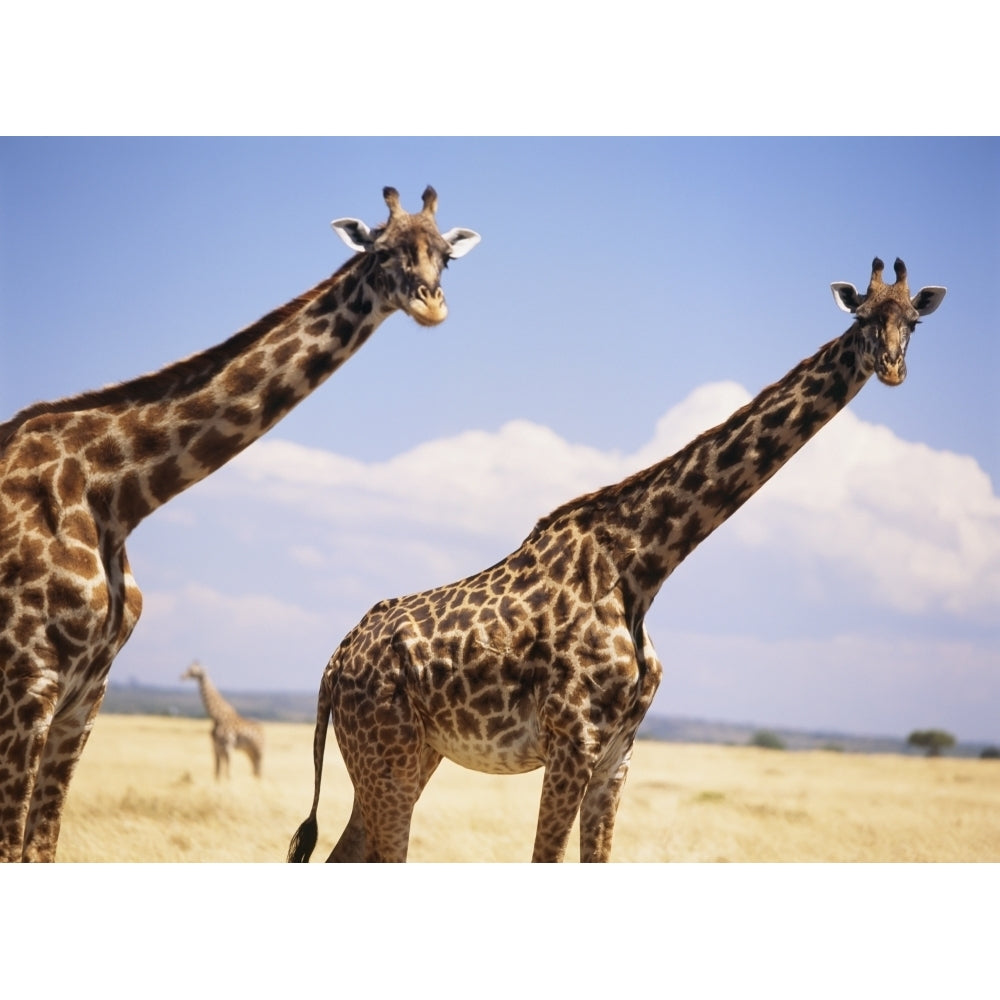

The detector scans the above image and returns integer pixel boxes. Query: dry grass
[56,713,1000,862]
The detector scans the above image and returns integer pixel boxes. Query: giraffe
[0,186,480,862]
[288,257,946,863]
[180,661,265,779]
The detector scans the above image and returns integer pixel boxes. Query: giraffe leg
[326,797,367,861]
[0,671,57,862]
[342,743,442,863]
[327,742,443,861]
[236,733,262,777]
[531,743,596,863]
[22,696,101,862]
[0,735,38,862]
[246,737,263,777]
[578,751,632,863]
[356,786,413,862]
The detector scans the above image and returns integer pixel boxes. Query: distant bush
[750,729,786,751]
[980,746,1000,760]
[694,790,726,803]
[907,729,956,757]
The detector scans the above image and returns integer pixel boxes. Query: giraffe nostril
[417,286,444,305]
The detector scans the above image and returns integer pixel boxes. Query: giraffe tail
[287,817,318,864]
[287,661,336,862]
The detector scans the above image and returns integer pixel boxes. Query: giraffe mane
[0,260,357,454]
[529,462,660,536]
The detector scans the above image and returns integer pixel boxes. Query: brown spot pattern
[2,186,477,861]
[291,269,942,864]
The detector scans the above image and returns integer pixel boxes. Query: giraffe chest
[0,511,142,688]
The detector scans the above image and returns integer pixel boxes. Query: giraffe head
[180,661,205,682]
[831,257,946,386]
[331,186,480,327]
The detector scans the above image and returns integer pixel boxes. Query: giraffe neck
[538,322,871,614]
[195,674,232,722]
[0,252,389,538]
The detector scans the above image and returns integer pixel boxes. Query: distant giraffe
[0,186,480,861]
[181,661,264,779]
[288,257,946,863]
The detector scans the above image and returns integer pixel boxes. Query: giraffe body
[288,258,945,863]
[181,662,264,778]
[0,187,479,861]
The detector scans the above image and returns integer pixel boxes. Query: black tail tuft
[287,816,319,862]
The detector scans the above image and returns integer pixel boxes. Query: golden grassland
[56,713,1000,863]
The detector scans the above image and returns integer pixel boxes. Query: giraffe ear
[441,227,482,259]
[331,218,375,252]
[830,282,863,313]
[911,286,947,316]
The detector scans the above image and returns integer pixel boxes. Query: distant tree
[907,729,956,757]
[980,746,1000,760]
[750,729,786,751]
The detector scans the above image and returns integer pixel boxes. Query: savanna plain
[57,714,1000,862]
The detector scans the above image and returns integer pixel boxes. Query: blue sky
[2,137,998,742]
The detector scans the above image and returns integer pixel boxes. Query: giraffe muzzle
[876,355,906,387]
[407,285,448,327]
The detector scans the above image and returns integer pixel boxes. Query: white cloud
[143,582,324,631]
[118,391,999,734]
[128,582,332,690]
[632,380,752,467]
[221,418,621,543]
[740,408,1000,618]
[209,381,1000,625]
